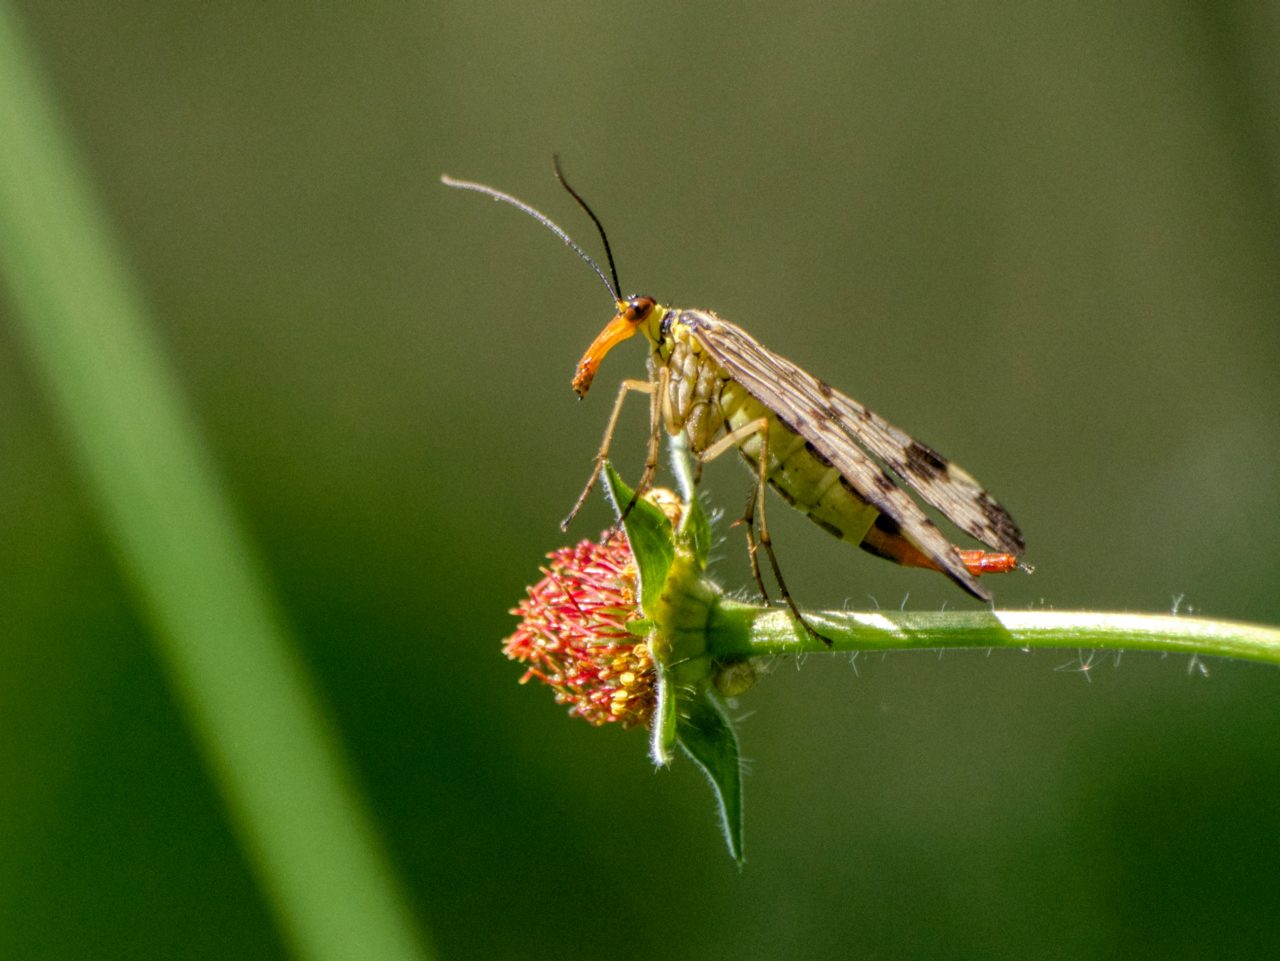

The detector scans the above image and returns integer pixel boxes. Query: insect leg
[612,366,670,525]
[562,377,655,531]
[699,419,834,648]
[735,480,770,603]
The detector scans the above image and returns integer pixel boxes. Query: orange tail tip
[957,549,1020,576]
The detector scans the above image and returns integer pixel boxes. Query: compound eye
[627,296,654,323]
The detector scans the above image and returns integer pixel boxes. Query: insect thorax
[658,320,730,450]
[658,311,882,549]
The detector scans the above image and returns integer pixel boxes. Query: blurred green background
[2,1,1279,958]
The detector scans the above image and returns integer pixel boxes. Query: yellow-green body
[649,308,882,549]
[444,169,1023,605]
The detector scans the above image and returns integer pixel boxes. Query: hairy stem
[709,603,1280,667]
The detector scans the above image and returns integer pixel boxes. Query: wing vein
[683,310,1024,598]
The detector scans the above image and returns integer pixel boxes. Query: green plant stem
[0,7,429,960]
[710,602,1280,666]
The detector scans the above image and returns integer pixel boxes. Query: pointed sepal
[678,488,712,568]
[603,461,673,619]
[666,434,712,567]
[676,688,744,865]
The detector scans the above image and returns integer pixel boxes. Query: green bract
[603,461,745,864]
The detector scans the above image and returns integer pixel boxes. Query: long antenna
[441,173,618,303]
[552,155,622,300]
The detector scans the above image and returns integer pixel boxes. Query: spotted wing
[684,310,1022,599]
[819,382,1025,555]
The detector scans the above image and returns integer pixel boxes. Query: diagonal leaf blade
[602,461,673,618]
[677,688,744,865]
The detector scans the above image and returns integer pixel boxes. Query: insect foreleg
[698,418,834,648]
[617,366,668,524]
[562,377,656,531]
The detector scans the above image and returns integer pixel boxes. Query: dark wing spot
[873,513,902,537]
[872,471,898,494]
[978,491,1026,554]
[905,441,949,481]
[839,469,898,499]
[816,379,835,398]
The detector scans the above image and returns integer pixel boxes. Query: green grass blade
[0,7,430,960]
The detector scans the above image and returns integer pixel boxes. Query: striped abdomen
[661,326,958,573]
[661,323,881,547]
[716,380,882,546]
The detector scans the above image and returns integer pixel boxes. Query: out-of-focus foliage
[1,1,1278,958]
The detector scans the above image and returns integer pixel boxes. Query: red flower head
[504,490,685,729]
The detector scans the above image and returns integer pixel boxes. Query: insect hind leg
[700,417,835,648]
[733,480,770,605]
